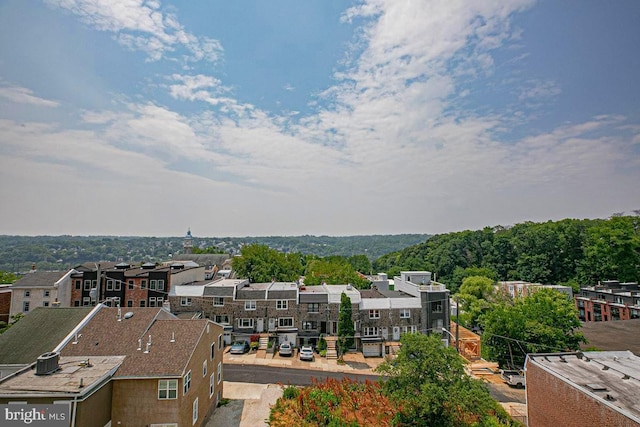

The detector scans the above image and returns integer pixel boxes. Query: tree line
[372,215,640,293]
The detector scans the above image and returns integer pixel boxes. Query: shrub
[282,385,300,400]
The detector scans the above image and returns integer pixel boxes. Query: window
[363,327,378,336]
[75,280,81,290]
[276,300,288,310]
[127,300,133,307]
[218,334,223,350]
[44,290,50,297]
[400,309,410,319]
[42,301,49,307]
[213,297,224,306]
[23,301,30,312]
[115,281,121,291]
[432,319,443,331]
[149,297,157,307]
[140,300,146,307]
[158,279,165,291]
[431,301,443,313]
[128,280,134,290]
[181,297,192,306]
[210,373,215,397]
[183,371,191,394]
[158,379,178,399]
[150,280,157,290]
[192,397,198,425]
[82,297,91,306]
[238,318,254,328]
[302,321,317,330]
[278,317,294,328]
[106,279,114,291]
[369,309,380,319]
[92,280,97,289]
[24,290,30,297]
[84,280,91,290]
[74,301,80,307]
[214,315,229,324]
[614,296,624,304]
[217,362,222,383]
[203,360,207,377]
[307,303,320,313]
[211,342,215,359]
[245,300,256,311]
[141,280,147,289]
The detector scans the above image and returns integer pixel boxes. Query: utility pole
[455,294,460,354]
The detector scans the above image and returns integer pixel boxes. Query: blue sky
[0,0,638,237]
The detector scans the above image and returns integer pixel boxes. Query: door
[257,318,264,333]
[392,326,400,341]
[268,318,276,331]
[381,327,388,340]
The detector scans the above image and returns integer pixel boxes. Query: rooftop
[10,271,70,288]
[0,355,124,397]
[0,307,94,364]
[527,351,640,422]
[580,318,640,356]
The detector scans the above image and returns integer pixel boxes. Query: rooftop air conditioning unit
[35,352,60,375]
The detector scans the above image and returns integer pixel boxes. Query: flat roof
[0,355,124,397]
[299,286,327,294]
[527,352,640,422]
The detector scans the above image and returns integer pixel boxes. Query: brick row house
[169,271,450,356]
[0,305,225,427]
[575,280,640,322]
[9,270,75,316]
[69,261,205,309]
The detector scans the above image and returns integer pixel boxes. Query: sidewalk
[223,348,386,375]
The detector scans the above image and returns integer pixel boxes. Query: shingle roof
[580,318,640,356]
[0,307,93,364]
[10,271,69,288]
[61,307,208,378]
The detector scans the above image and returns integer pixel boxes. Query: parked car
[279,342,293,357]
[501,369,525,388]
[299,345,314,361]
[229,341,250,355]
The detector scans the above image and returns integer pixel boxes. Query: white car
[299,345,314,361]
[279,342,293,356]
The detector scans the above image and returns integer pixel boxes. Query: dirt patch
[206,399,244,427]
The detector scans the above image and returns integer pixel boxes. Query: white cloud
[518,79,561,101]
[45,0,223,62]
[0,84,59,107]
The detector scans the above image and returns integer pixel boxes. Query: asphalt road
[223,364,525,404]
[223,363,382,385]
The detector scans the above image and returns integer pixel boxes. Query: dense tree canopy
[372,216,640,287]
[377,333,516,426]
[482,288,587,369]
[303,258,370,288]
[232,244,303,282]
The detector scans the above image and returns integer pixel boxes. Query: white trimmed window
[150,280,157,290]
[181,297,192,306]
[363,327,378,336]
[213,297,224,306]
[400,309,410,319]
[245,300,256,310]
[203,360,207,377]
[183,371,191,394]
[276,300,288,310]
[302,321,317,330]
[209,373,215,397]
[158,279,165,290]
[217,362,222,383]
[431,301,443,313]
[141,280,147,289]
[278,317,294,328]
[158,379,178,399]
[238,318,254,328]
[192,397,198,425]
[218,334,223,350]
[82,297,91,306]
[369,309,380,319]
[211,342,215,359]
[23,301,30,312]
[307,303,320,313]
[84,280,91,290]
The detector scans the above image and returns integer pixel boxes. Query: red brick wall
[527,362,640,427]
[0,290,11,323]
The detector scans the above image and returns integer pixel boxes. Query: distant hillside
[371,216,640,292]
[0,234,430,273]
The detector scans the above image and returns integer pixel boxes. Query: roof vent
[35,352,60,376]
[124,312,134,319]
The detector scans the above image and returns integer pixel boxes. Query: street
[223,363,382,385]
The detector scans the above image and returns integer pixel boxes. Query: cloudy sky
[0,0,639,237]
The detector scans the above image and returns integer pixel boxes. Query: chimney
[170,332,175,343]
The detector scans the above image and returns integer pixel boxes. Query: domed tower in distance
[183,228,193,254]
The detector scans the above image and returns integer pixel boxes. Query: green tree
[482,288,587,369]
[192,246,226,254]
[377,333,515,426]
[0,313,24,334]
[347,254,372,274]
[337,293,354,358]
[232,244,302,282]
[303,258,369,288]
[0,271,19,284]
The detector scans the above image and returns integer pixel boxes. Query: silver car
[299,345,314,361]
[278,342,293,356]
